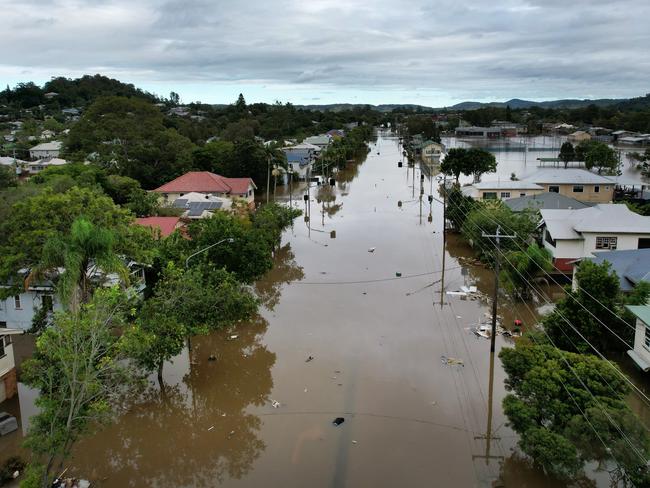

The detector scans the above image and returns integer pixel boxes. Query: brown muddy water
[3,132,624,487]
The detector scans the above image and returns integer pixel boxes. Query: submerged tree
[559,141,575,169]
[500,339,650,485]
[500,243,553,300]
[21,288,137,488]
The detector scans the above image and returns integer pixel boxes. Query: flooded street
[8,132,604,487]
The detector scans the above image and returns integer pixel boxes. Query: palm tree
[263,144,287,202]
[30,217,128,311]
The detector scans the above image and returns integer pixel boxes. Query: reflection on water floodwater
[4,131,648,487]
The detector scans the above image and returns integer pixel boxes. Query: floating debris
[332,417,345,426]
[208,355,217,361]
[208,426,214,431]
[441,355,464,367]
[306,356,314,363]
[368,247,376,253]
[229,335,238,340]
[271,400,280,409]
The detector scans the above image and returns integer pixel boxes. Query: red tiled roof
[152,171,255,195]
[134,217,181,237]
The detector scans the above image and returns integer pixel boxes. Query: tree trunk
[157,361,164,389]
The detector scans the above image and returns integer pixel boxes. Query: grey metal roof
[588,249,650,291]
[474,180,543,190]
[185,201,223,216]
[524,168,614,185]
[505,192,594,212]
[541,204,650,240]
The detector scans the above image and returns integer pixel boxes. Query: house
[40,129,55,140]
[0,276,61,331]
[326,129,345,139]
[29,141,62,159]
[540,204,650,273]
[152,171,256,207]
[0,329,23,403]
[504,192,594,213]
[567,131,591,143]
[282,143,320,179]
[421,141,445,164]
[26,157,67,174]
[43,92,58,100]
[462,181,544,201]
[624,306,650,372]
[455,126,502,139]
[134,216,182,237]
[172,192,232,218]
[61,108,80,117]
[303,135,331,149]
[524,169,615,203]
[0,156,26,171]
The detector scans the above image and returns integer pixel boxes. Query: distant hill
[296,103,432,112]
[448,98,624,110]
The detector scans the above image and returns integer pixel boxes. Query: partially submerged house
[524,169,615,203]
[152,172,256,207]
[282,143,320,180]
[624,306,650,372]
[0,328,23,403]
[421,141,445,164]
[578,248,650,293]
[172,192,232,218]
[462,181,544,201]
[540,204,650,273]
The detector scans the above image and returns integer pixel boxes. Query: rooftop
[474,180,543,190]
[626,305,650,327]
[134,217,181,237]
[152,171,255,195]
[524,168,614,185]
[541,204,650,240]
[29,141,62,151]
[505,192,594,212]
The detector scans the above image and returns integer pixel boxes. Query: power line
[286,266,463,285]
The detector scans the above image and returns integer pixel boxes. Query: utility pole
[440,175,447,309]
[266,156,271,204]
[473,350,504,465]
[481,226,516,353]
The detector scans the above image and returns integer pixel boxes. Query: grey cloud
[1,0,649,103]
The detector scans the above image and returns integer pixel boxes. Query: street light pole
[185,237,236,269]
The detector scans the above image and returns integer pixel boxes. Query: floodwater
[3,132,623,487]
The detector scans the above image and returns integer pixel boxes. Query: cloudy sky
[2,0,649,106]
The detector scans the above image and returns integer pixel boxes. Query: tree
[461,202,536,263]
[125,264,257,386]
[584,141,619,174]
[33,218,128,310]
[440,148,469,184]
[500,243,553,300]
[0,165,17,189]
[235,93,247,111]
[446,186,477,231]
[559,141,575,169]
[0,187,136,294]
[65,96,195,189]
[466,148,497,182]
[21,288,137,487]
[500,340,650,485]
[543,261,633,353]
[169,91,180,105]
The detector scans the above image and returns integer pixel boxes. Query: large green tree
[125,264,257,386]
[559,141,575,169]
[65,96,195,188]
[21,288,138,488]
[500,340,650,485]
[500,243,553,300]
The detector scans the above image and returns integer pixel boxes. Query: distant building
[421,141,445,164]
[567,130,591,143]
[29,141,62,159]
[455,126,502,139]
[303,135,331,148]
[43,92,58,100]
[26,157,67,174]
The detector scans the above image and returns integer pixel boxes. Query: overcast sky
[2,0,649,106]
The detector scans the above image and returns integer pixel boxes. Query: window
[595,236,617,250]
[500,192,511,199]
[639,238,650,249]
[520,193,526,197]
[14,295,21,309]
[645,325,650,349]
[0,321,6,328]
[594,185,600,193]
[0,337,5,358]
[483,192,497,200]
[573,185,584,193]
[549,185,559,193]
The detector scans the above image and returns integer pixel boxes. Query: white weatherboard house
[0,281,61,331]
[540,204,650,273]
[625,306,650,372]
[462,180,544,200]
[29,141,62,159]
